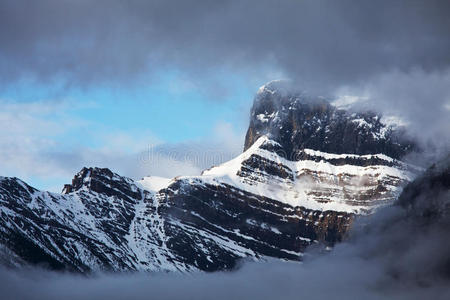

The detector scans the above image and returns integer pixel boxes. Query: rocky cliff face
[0,82,420,272]
[244,81,415,159]
[397,154,450,217]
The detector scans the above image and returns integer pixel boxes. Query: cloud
[0,99,244,191]
[1,0,448,164]
[1,0,449,92]
[2,0,448,153]
[0,100,88,179]
[335,68,450,163]
[138,121,244,178]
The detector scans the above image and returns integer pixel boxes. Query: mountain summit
[245,81,415,159]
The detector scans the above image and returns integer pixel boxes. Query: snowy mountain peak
[245,81,416,160]
[63,167,109,193]
[62,167,141,199]
[137,176,172,193]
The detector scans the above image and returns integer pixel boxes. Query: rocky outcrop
[397,154,450,216]
[244,81,416,160]
[62,167,142,200]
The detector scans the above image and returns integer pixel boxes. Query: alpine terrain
[0,81,420,272]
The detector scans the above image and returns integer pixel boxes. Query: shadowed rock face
[397,154,450,218]
[244,81,415,160]
[63,167,142,200]
[0,82,420,272]
[156,179,353,271]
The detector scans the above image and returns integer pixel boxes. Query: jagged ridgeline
[0,81,419,272]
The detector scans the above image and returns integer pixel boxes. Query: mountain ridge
[0,82,419,272]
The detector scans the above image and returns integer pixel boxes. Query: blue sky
[3,71,256,141]
[0,70,264,191]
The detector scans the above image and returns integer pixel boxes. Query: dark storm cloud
[1,0,449,91]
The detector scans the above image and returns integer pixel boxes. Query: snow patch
[138,176,172,193]
[331,95,365,108]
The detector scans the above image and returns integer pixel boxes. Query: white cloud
[333,68,450,153]
[0,100,246,192]
[444,102,450,111]
[0,100,87,179]
[137,121,245,179]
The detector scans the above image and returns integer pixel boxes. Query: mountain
[0,82,419,272]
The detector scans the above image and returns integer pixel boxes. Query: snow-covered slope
[0,171,178,272]
[137,176,173,193]
[197,135,414,213]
